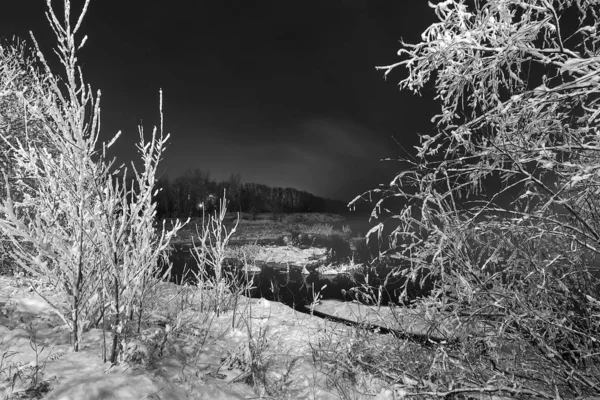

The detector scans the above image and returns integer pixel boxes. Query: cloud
[295,117,389,161]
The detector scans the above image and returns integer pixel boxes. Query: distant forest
[119,168,366,219]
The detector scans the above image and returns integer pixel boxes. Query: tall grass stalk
[191,192,239,316]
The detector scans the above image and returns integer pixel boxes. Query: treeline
[145,168,352,219]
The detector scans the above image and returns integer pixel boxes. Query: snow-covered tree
[0,0,186,357]
[0,39,57,273]
[354,0,600,396]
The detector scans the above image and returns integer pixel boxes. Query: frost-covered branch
[0,0,187,357]
[352,0,600,396]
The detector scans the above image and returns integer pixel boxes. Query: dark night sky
[1,1,438,202]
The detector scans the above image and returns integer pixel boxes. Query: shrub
[0,39,58,278]
[191,194,253,317]
[0,0,186,360]
[352,0,600,397]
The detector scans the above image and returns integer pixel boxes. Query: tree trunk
[110,275,120,364]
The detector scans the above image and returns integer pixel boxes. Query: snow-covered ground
[251,245,328,266]
[0,275,397,399]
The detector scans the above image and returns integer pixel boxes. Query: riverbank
[0,211,428,399]
[0,208,546,399]
[165,212,355,244]
[0,275,401,399]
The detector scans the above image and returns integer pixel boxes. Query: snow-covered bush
[0,39,57,276]
[191,193,249,317]
[352,0,600,396]
[0,0,186,359]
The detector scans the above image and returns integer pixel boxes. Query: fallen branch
[403,384,554,399]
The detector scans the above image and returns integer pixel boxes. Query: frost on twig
[0,0,186,357]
